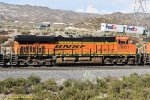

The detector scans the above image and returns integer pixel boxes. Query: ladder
[11,54,17,66]
[0,54,4,66]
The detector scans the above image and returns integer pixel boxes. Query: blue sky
[0,0,148,14]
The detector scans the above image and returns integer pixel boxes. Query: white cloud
[76,8,84,12]
[76,5,99,14]
[76,0,150,14]
[86,5,98,13]
[76,4,126,14]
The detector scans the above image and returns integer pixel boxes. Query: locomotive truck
[0,35,150,67]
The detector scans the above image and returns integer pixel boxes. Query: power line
[134,0,147,26]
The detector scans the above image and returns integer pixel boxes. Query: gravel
[0,67,150,82]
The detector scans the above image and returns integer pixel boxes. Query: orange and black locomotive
[0,35,149,67]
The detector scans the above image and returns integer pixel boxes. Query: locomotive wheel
[128,58,135,65]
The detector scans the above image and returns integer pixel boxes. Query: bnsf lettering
[55,45,86,49]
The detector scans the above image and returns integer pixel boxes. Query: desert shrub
[104,76,116,83]
[27,75,41,85]
[61,86,96,100]
[12,86,28,94]
[61,87,79,100]
[108,79,122,98]
[61,80,97,100]
[123,73,140,88]
[79,80,95,91]
[2,77,17,88]
[0,81,4,93]
[3,88,10,95]
[70,80,82,90]
[73,90,94,100]
[130,89,146,100]
[44,79,59,92]
[46,85,59,92]
[45,79,57,86]
[141,74,150,88]
[33,91,61,100]
[21,30,31,35]
[32,83,47,93]
[0,78,17,94]
[0,35,8,43]
[0,73,149,100]
[15,78,29,86]
[63,79,74,88]
[143,90,150,100]
[120,89,131,99]
[59,85,64,91]
[96,78,108,93]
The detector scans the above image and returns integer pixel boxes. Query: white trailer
[124,25,145,34]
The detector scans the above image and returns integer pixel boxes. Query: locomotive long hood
[14,35,116,44]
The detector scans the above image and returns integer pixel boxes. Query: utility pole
[134,0,148,26]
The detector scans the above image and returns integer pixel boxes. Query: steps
[0,54,4,66]
[11,55,17,66]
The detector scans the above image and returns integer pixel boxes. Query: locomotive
[0,35,150,67]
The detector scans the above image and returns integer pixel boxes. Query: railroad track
[0,66,150,71]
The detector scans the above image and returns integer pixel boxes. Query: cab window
[118,40,128,44]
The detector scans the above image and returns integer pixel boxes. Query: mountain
[75,12,150,30]
[0,2,100,24]
[0,2,149,30]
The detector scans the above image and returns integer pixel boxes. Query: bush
[46,85,59,92]
[2,77,16,88]
[15,78,28,86]
[141,74,150,88]
[0,74,149,100]
[79,80,95,91]
[61,87,79,99]
[12,86,28,94]
[3,88,10,95]
[44,79,59,92]
[33,91,61,100]
[120,89,131,99]
[45,79,57,86]
[27,75,41,85]
[63,79,74,88]
[21,31,31,35]
[96,78,107,93]
[32,83,47,93]
[108,79,122,98]
[0,81,4,93]
[0,35,8,43]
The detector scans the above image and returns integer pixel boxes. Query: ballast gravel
[0,67,150,82]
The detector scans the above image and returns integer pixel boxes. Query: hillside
[75,12,150,30]
[0,2,150,30]
[0,2,99,24]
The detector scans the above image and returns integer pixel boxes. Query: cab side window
[30,46,33,52]
[118,39,128,44]
[42,46,45,53]
[26,46,29,53]
[20,46,23,54]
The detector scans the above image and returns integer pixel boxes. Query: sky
[0,0,149,14]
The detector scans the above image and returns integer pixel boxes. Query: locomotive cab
[115,37,137,65]
[116,37,136,55]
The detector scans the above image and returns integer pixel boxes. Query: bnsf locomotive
[0,35,150,67]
